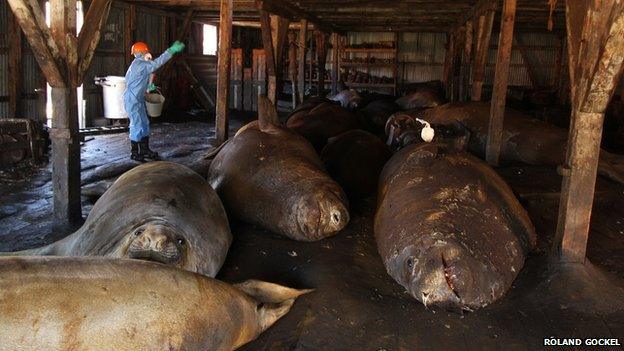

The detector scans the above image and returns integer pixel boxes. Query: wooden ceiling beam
[256,0,338,33]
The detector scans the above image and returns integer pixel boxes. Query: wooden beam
[7,0,65,87]
[7,12,22,118]
[255,0,337,34]
[442,32,455,99]
[485,0,517,166]
[260,10,277,103]
[77,0,113,83]
[471,8,495,101]
[459,20,472,102]
[297,19,308,103]
[554,0,624,263]
[513,34,540,89]
[331,33,339,95]
[270,14,290,102]
[316,31,329,94]
[123,4,136,68]
[216,0,233,143]
[50,0,82,223]
[287,31,298,108]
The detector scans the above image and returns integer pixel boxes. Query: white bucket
[145,93,165,117]
[96,76,128,119]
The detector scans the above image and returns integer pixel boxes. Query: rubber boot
[130,141,145,162]
[140,137,160,160]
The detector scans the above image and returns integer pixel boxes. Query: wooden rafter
[216,0,233,143]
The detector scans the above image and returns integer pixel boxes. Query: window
[45,1,85,128]
[203,24,218,56]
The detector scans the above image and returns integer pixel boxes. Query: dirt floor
[1,116,624,350]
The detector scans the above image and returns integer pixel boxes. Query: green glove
[167,41,185,55]
[147,83,157,92]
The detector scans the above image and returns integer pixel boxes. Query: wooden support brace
[513,34,540,89]
[471,9,495,101]
[7,0,65,87]
[216,0,233,143]
[331,33,339,95]
[485,0,517,166]
[77,0,112,84]
[459,20,473,102]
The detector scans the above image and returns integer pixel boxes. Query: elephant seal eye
[134,228,144,236]
[176,237,185,246]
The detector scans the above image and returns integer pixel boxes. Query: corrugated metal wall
[346,31,561,89]
[0,0,8,117]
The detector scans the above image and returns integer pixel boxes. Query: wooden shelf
[341,62,396,68]
[343,48,396,53]
[344,82,395,88]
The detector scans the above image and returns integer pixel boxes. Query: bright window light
[203,24,218,55]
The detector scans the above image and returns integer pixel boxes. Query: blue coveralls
[123,51,172,142]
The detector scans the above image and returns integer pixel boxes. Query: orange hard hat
[131,42,150,55]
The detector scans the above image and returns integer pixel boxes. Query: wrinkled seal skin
[286,101,360,152]
[321,130,392,200]
[395,90,445,110]
[0,256,311,351]
[330,89,364,110]
[3,162,232,277]
[375,143,536,310]
[209,96,349,241]
[420,101,624,184]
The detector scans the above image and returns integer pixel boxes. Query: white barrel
[97,76,128,119]
[145,93,165,117]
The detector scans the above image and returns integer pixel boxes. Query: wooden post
[297,19,308,104]
[514,34,540,89]
[471,9,495,101]
[459,20,473,102]
[331,33,339,95]
[316,31,329,94]
[124,4,136,68]
[50,0,82,223]
[215,0,232,143]
[77,0,112,83]
[259,10,277,103]
[7,13,22,118]
[554,0,624,263]
[287,31,298,108]
[485,0,517,166]
[443,32,454,99]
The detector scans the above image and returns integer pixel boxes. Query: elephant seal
[420,101,624,184]
[4,162,232,277]
[209,95,349,241]
[357,99,401,137]
[330,89,364,110]
[0,256,311,351]
[396,80,445,110]
[321,130,391,200]
[375,142,536,310]
[286,101,360,152]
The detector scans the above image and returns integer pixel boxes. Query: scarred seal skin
[3,162,232,277]
[0,256,311,351]
[209,96,349,241]
[374,143,536,311]
[286,101,360,152]
[321,130,392,200]
[420,101,624,184]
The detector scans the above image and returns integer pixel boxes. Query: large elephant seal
[357,99,401,137]
[286,100,360,152]
[420,101,624,184]
[375,142,536,310]
[321,130,391,200]
[209,96,349,241]
[0,256,311,351]
[396,80,445,110]
[4,162,231,277]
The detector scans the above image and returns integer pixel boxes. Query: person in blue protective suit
[124,41,185,162]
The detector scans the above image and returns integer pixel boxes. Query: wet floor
[1,118,623,350]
